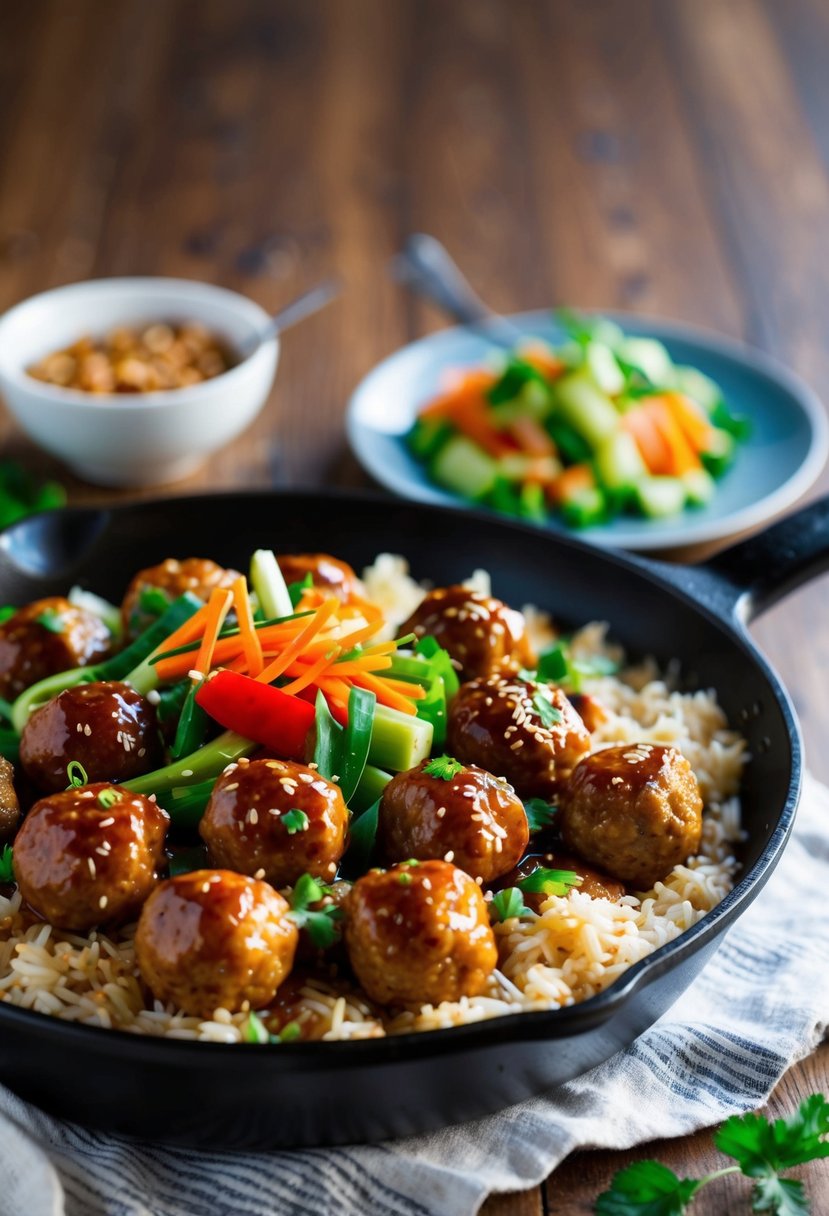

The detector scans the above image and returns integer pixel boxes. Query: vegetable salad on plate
[407,311,750,529]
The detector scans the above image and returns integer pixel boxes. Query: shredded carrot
[330,657,394,676]
[256,598,340,684]
[230,575,263,677]
[280,649,341,695]
[150,601,212,659]
[337,619,386,650]
[192,588,233,678]
[348,594,385,624]
[349,672,421,714]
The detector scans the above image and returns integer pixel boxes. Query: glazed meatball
[559,744,704,890]
[199,758,348,886]
[500,851,626,911]
[135,870,298,1017]
[399,587,535,681]
[19,681,162,793]
[0,757,20,841]
[277,554,362,602]
[567,692,610,735]
[448,676,591,800]
[379,760,529,883]
[344,860,497,1006]
[0,597,110,700]
[14,783,168,930]
[121,557,239,637]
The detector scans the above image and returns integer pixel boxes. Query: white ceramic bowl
[0,277,279,487]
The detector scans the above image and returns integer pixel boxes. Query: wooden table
[1,1,827,1209]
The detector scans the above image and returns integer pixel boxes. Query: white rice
[0,557,746,1041]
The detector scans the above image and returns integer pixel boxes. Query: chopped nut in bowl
[0,278,278,488]
[28,322,236,394]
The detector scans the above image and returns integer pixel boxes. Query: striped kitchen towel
[1,771,828,1216]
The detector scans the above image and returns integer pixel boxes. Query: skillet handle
[655,496,829,625]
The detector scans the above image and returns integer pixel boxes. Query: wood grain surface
[1,1,828,1210]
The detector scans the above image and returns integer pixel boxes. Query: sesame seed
[99,817,115,828]
[224,782,239,792]
[444,850,455,862]
[436,806,446,819]
[248,808,259,825]
[76,722,83,733]
[509,740,524,751]
[181,769,194,778]
[201,882,211,893]
[254,868,266,880]
[98,895,108,909]
[87,858,96,877]
[84,723,92,737]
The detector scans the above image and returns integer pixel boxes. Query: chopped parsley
[595,1093,829,1215]
[0,844,13,883]
[524,798,557,833]
[97,788,122,809]
[35,609,66,634]
[531,690,563,728]
[489,887,530,923]
[282,808,310,835]
[66,761,90,789]
[288,873,344,949]
[0,607,16,626]
[537,640,620,692]
[422,754,464,781]
[517,868,581,897]
[397,871,413,885]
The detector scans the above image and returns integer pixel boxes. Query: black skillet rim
[0,488,802,1064]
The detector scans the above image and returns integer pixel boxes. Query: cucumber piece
[368,704,433,772]
[519,481,547,523]
[585,341,625,396]
[250,550,293,619]
[594,431,648,491]
[673,365,722,413]
[350,764,393,814]
[408,415,453,460]
[431,434,498,500]
[620,338,674,386]
[682,468,716,507]
[554,371,621,449]
[700,429,736,478]
[560,486,607,528]
[635,476,687,519]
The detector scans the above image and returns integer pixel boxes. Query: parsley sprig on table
[594,1094,829,1215]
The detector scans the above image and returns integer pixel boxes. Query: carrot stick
[330,657,394,675]
[192,588,233,677]
[621,406,673,474]
[336,619,386,650]
[419,370,498,421]
[230,575,263,677]
[547,463,595,505]
[662,391,716,453]
[256,598,341,684]
[648,399,702,475]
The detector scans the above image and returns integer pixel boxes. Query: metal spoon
[237,278,341,359]
[391,234,523,347]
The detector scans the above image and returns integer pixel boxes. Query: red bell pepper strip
[195,670,315,760]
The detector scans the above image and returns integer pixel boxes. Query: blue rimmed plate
[346,311,829,551]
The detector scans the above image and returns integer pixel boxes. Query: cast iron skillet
[0,489,826,1149]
